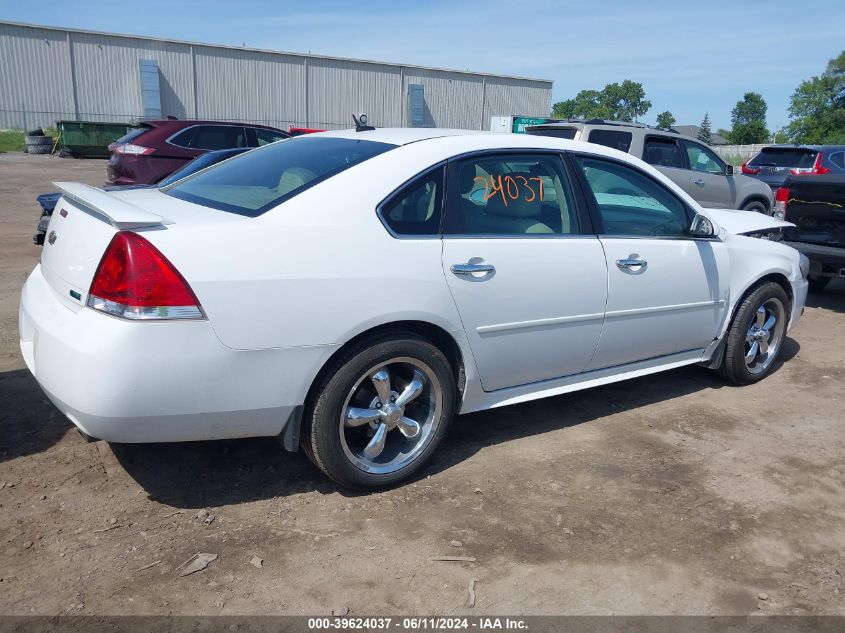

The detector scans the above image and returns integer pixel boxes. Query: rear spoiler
[53,182,171,229]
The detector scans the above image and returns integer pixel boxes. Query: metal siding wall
[0,23,552,132]
[0,23,75,129]
[69,33,193,123]
[483,77,551,127]
[402,69,484,129]
[307,59,402,130]
[194,46,304,128]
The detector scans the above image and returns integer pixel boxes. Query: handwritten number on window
[473,175,544,206]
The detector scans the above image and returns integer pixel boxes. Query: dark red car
[106,119,289,185]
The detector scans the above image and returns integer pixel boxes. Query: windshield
[748,148,817,169]
[164,136,396,216]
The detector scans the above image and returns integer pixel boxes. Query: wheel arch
[724,272,793,338]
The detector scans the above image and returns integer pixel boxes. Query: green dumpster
[56,120,134,158]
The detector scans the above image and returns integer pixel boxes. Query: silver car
[526,120,774,214]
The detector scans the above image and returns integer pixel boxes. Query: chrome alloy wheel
[339,357,443,474]
[744,298,785,375]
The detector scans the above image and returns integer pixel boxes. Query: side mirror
[725,164,734,176]
[689,214,716,238]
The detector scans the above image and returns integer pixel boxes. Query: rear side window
[526,127,578,140]
[165,136,396,217]
[748,148,817,169]
[643,137,684,169]
[587,129,633,153]
[189,125,249,150]
[445,153,579,236]
[378,166,444,236]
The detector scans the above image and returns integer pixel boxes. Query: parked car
[741,145,845,192]
[106,119,288,186]
[33,148,250,245]
[526,120,774,214]
[289,126,326,136]
[775,174,845,292]
[20,129,807,489]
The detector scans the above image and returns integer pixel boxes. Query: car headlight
[799,253,810,279]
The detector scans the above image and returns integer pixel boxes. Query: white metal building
[0,21,553,132]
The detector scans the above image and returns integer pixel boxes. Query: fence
[713,144,767,165]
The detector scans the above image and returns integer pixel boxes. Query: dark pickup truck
[778,174,845,292]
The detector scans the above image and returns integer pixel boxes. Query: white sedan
[19,129,808,488]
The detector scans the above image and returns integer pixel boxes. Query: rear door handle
[451,262,495,276]
[616,258,647,270]
[694,178,705,186]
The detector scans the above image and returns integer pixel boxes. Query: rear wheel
[302,333,456,489]
[718,282,789,385]
[808,275,831,293]
[741,199,768,214]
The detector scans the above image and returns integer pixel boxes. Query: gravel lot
[0,153,843,616]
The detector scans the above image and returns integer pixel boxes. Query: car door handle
[451,262,495,276]
[616,258,647,270]
[693,178,706,186]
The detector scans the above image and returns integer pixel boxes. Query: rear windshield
[164,136,396,216]
[748,148,817,169]
[114,125,152,145]
[526,127,579,140]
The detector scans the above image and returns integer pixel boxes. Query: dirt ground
[0,153,843,616]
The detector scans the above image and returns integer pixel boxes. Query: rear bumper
[19,264,334,443]
[785,241,845,276]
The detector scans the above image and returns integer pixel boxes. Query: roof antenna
[353,113,375,132]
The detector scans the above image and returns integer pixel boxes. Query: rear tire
[808,275,831,293]
[302,333,456,489]
[741,200,768,214]
[718,282,789,385]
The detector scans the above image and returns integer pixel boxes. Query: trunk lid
[784,176,845,246]
[40,183,169,311]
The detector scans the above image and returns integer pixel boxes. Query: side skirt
[459,349,708,414]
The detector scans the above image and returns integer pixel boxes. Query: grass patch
[0,129,25,153]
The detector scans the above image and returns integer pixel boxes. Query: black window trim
[682,138,728,176]
[642,134,689,170]
[567,151,720,242]
[441,148,595,239]
[375,162,447,240]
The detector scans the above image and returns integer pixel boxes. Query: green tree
[697,113,712,144]
[551,80,651,122]
[728,92,769,144]
[785,50,845,144]
[655,110,676,129]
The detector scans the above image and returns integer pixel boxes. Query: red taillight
[112,143,155,156]
[741,162,760,175]
[790,152,830,176]
[773,187,790,220]
[87,231,203,320]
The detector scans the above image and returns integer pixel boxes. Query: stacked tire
[25,129,54,155]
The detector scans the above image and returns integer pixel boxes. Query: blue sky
[3,0,843,131]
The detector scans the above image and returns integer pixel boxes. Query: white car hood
[703,208,793,235]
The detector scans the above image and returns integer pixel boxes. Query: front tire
[718,282,789,385]
[302,333,456,489]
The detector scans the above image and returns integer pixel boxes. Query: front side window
[165,136,396,216]
[445,153,578,236]
[684,141,725,174]
[643,137,684,169]
[575,156,690,237]
[378,167,444,236]
[587,129,633,153]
